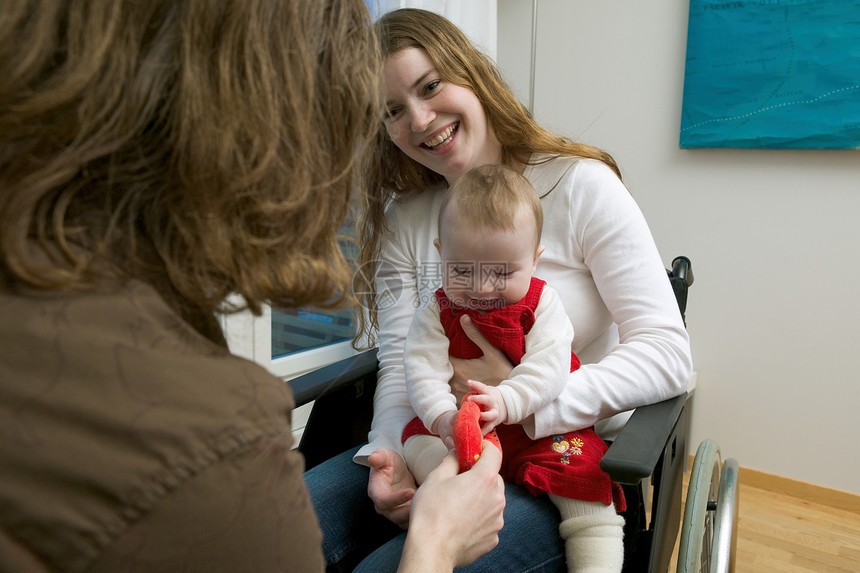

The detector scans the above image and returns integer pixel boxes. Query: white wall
[499,0,860,495]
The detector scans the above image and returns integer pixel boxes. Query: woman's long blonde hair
[0,0,383,341]
[354,7,619,345]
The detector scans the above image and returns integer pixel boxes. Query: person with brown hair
[306,8,692,572]
[0,1,504,571]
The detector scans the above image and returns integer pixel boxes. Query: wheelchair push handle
[671,256,694,287]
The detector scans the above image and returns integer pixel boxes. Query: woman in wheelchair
[304,7,693,573]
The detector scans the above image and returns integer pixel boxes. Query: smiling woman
[308,8,691,572]
[381,46,502,185]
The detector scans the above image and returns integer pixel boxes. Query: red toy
[453,394,502,472]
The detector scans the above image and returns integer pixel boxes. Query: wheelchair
[288,256,739,572]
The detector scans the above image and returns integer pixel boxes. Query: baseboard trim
[687,455,860,514]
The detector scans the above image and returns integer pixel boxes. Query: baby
[402,164,625,573]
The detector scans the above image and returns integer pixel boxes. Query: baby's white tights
[402,434,449,485]
[549,494,625,573]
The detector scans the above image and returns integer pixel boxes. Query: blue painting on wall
[680,1,860,149]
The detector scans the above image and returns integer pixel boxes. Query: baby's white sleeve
[496,286,573,423]
[403,303,457,431]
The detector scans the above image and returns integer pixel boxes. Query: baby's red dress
[403,277,624,509]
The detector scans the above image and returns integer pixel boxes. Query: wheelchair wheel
[677,439,740,573]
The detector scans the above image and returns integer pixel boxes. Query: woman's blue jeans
[304,445,566,572]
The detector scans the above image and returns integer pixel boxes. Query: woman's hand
[449,315,514,402]
[367,448,417,529]
[398,442,505,572]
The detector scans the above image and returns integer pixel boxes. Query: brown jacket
[0,280,324,572]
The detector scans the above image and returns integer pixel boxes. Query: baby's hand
[433,410,457,450]
[465,379,508,434]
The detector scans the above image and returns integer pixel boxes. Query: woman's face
[383,47,502,186]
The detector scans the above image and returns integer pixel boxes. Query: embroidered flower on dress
[551,435,583,463]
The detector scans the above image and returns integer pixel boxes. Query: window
[220,300,360,380]
[271,307,353,358]
[268,306,358,378]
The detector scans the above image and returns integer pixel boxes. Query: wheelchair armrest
[288,348,379,407]
[600,392,688,485]
[287,349,380,469]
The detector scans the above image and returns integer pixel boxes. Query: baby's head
[435,165,544,312]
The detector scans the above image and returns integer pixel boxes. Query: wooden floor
[667,469,860,572]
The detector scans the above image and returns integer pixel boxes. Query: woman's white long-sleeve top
[354,156,692,465]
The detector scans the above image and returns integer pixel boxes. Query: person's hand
[464,379,508,434]
[449,315,514,402]
[367,448,417,530]
[398,442,505,572]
